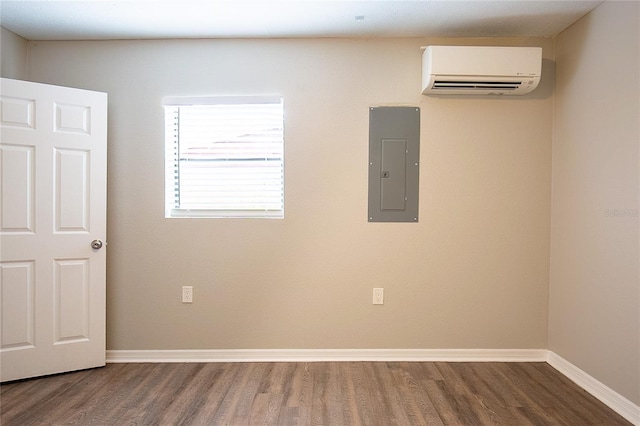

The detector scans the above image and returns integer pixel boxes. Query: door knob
[91,239,103,250]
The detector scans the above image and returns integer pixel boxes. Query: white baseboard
[105,348,638,425]
[106,348,547,363]
[546,351,640,426]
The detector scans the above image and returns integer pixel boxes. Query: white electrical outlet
[182,286,193,303]
[373,288,384,305]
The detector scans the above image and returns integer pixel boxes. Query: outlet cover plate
[182,286,193,303]
[373,288,384,305]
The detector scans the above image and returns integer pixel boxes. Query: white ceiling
[0,0,603,41]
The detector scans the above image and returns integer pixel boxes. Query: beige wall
[0,27,28,79]
[550,1,639,405]
[25,37,552,351]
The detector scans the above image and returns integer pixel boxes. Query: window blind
[164,96,284,218]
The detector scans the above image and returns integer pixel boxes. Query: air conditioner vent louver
[432,81,522,90]
[422,46,542,96]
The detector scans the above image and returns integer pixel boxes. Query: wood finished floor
[0,362,631,425]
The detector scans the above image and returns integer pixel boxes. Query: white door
[0,78,107,382]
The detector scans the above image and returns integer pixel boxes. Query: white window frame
[163,96,284,219]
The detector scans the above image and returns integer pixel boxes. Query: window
[164,96,284,218]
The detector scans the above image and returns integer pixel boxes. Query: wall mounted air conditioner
[422,46,542,96]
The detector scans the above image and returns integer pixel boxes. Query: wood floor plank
[486,363,562,425]
[0,361,632,425]
[509,363,600,425]
[330,362,359,425]
[518,363,627,425]
[0,369,73,422]
[227,363,269,424]
[349,362,386,425]
[388,362,444,425]
[285,363,311,409]
[155,363,221,425]
[455,363,522,424]
[178,362,243,424]
[435,362,507,425]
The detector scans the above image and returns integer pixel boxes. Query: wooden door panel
[54,148,90,232]
[0,144,35,233]
[0,261,35,350]
[0,78,107,382]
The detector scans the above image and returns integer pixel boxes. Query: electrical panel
[368,107,420,222]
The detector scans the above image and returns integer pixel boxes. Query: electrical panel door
[368,107,420,222]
